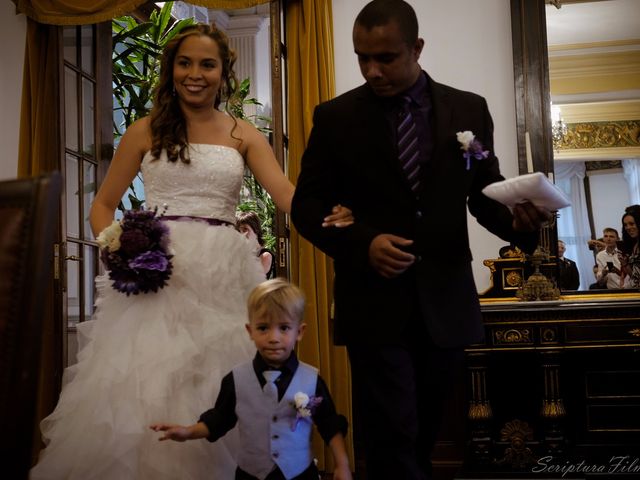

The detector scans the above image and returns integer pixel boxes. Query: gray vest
[233,361,317,480]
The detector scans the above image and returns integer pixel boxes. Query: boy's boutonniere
[290,392,322,431]
[456,130,490,170]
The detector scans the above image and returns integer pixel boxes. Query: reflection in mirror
[545,0,640,291]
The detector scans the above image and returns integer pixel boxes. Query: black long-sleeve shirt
[198,351,348,444]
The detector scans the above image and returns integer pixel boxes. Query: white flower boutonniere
[456,130,490,170]
[291,392,323,431]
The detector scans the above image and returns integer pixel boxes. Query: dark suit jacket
[558,257,580,290]
[291,75,537,348]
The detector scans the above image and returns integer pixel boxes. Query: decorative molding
[554,146,640,161]
[504,269,524,289]
[494,328,533,345]
[555,120,640,150]
[558,100,640,123]
[585,160,621,171]
[496,420,536,469]
[541,327,558,343]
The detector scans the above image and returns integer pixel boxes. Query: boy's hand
[333,463,353,480]
[149,423,193,442]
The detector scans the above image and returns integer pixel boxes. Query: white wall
[332,0,517,292]
[0,3,26,180]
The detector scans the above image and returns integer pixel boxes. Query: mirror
[510,0,640,296]
[546,0,640,292]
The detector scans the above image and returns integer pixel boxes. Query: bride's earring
[172,85,176,97]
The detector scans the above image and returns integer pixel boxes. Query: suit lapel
[419,78,454,191]
[354,86,406,183]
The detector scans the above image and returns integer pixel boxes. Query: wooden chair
[0,173,61,479]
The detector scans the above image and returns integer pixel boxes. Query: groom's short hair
[355,0,419,46]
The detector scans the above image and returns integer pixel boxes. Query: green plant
[112,3,195,137]
[230,79,276,251]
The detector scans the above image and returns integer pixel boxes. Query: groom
[291,1,550,478]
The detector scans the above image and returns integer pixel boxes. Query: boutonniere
[456,131,490,170]
[290,392,322,431]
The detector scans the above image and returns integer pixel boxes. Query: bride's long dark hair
[149,23,241,163]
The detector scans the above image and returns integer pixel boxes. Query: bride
[31,23,352,479]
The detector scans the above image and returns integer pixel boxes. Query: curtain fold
[622,158,640,206]
[555,161,594,290]
[188,0,270,8]
[13,0,146,25]
[13,0,269,25]
[286,0,354,471]
[18,18,60,177]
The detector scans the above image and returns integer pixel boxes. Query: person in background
[587,238,605,254]
[151,278,353,480]
[237,210,276,279]
[290,1,551,477]
[588,264,606,290]
[595,227,627,289]
[557,240,580,290]
[619,207,640,288]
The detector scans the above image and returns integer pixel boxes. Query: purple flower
[119,228,151,255]
[129,250,170,271]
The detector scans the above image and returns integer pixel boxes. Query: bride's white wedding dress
[31,145,264,479]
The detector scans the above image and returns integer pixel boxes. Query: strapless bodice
[141,144,245,224]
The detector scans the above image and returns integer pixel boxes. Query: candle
[525,131,534,173]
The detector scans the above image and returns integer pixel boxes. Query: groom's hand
[369,234,415,278]
[512,201,553,232]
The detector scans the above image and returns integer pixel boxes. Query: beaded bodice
[141,144,245,224]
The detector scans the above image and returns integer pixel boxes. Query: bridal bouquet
[97,208,173,296]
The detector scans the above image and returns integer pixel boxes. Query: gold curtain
[12,0,146,25]
[286,0,354,471]
[189,0,270,8]
[13,0,269,25]
[18,18,59,177]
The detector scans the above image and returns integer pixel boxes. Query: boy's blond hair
[247,278,305,324]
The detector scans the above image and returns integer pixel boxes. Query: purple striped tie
[397,95,421,192]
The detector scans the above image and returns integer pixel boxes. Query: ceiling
[544,0,640,125]
[546,0,640,46]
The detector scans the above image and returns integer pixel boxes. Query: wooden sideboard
[455,295,640,479]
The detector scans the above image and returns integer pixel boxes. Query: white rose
[97,220,123,252]
[299,407,312,418]
[294,392,309,409]
[456,130,475,150]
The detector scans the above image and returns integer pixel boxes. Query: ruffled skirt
[31,220,265,479]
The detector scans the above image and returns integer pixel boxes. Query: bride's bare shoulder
[122,117,153,152]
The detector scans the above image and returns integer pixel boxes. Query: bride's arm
[242,120,294,214]
[242,120,353,226]
[90,118,150,236]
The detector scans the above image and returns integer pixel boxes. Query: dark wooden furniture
[458,295,640,478]
[0,173,62,479]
